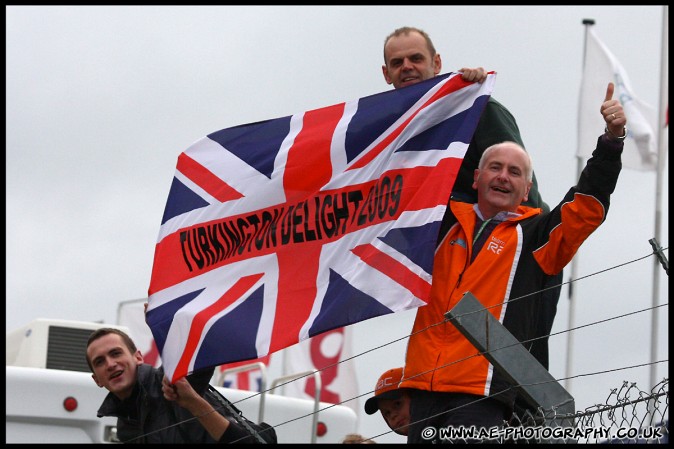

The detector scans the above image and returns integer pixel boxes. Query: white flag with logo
[282,326,359,414]
[578,28,657,171]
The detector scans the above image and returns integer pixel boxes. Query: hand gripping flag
[148,72,495,382]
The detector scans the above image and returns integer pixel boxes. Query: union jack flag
[147,72,495,382]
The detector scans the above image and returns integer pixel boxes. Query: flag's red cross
[155,74,474,381]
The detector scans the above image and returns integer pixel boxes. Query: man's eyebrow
[93,346,123,360]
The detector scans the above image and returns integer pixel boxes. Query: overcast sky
[6,5,668,443]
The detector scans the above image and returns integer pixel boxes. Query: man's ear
[134,350,144,365]
[434,53,442,76]
[472,168,480,190]
[523,181,532,202]
[92,373,103,388]
[382,65,392,85]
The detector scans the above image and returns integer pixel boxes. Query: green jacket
[451,97,549,212]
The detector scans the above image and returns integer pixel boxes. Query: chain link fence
[505,378,669,444]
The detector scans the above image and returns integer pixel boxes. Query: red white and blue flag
[147,72,495,382]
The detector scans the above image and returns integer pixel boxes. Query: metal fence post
[445,291,576,431]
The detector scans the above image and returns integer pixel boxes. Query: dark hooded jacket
[96,364,276,444]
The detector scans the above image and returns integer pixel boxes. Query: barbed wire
[228,246,668,438]
[241,245,668,402]
[140,246,668,442]
[362,377,669,443]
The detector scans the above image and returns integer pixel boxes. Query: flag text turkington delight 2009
[147,72,495,382]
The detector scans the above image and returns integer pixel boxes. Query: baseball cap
[364,367,404,415]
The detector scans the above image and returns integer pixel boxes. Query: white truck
[5,318,358,444]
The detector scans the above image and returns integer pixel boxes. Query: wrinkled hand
[458,66,488,84]
[601,82,627,137]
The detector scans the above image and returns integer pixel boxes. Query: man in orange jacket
[399,82,627,443]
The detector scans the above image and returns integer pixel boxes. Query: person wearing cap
[364,367,411,437]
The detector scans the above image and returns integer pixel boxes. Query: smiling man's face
[87,333,143,399]
[473,142,532,218]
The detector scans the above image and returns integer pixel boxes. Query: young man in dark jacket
[86,327,276,443]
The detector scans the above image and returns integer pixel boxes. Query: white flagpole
[565,18,595,391]
[650,5,668,390]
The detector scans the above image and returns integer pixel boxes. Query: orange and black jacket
[400,133,623,409]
